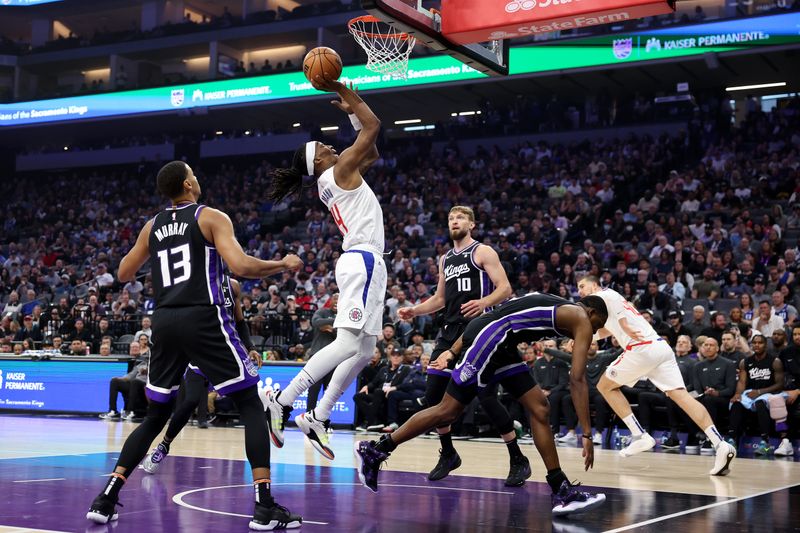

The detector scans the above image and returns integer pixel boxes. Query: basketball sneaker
[86,493,120,524]
[700,440,715,456]
[619,433,656,457]
[428,449,462,481]
[660,436,681,453]
[263,390,292,448]
[249,500,302,531]
[295,411,334,460]
[556,432,578,446]
[753,439,774,456]
[505,455,531,487]
[142,442,170,474]
[99,410,121,420]
[709,442,736,476]
[551,481,607,516]
[775,438,794,457]
[354,440,389,493]
[591,431,603,446]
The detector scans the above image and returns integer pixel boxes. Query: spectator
[776,325,800,456]
[69,339,87,355]
[719,329,747,364]
[700,312,728,345]
[381,354,427,433]
[353,348,410,431]
[14,315,42,343]
[305,294,338,411]
[770,329,788,357]
[376,323,398,354]
[684,305,709,338]
[664,311,691,348]
[691,268,721,301]
[99,341,148,420]
[659,272,685,306]
[533,339,570,437]
[752,300,785,337]
[691,337,737,453]
[772,290,798,327]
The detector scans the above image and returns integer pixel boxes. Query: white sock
[314,334,376,421]
[277,327,361,407]
[622,414,645,437]
[704,424,723,447]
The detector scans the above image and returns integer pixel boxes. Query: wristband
[582,435,593,440]
[349,113,363,131]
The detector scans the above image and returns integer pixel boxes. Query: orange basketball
[303,47,343,83]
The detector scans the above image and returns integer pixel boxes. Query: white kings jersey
[317,166,385,252]
[595,288,660,349]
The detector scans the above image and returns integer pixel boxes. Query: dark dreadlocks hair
[267,145,307,202]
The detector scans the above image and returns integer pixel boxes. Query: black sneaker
[505,455,532,487]
[86,494,120,524]
[249,500,302,530]
[354,440,390,493]
[661,436,681,453]
[197,420,209,429]
[428,449,462,481]
[700,439,715,456]
[551,481,607,516]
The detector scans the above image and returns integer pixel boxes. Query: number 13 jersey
[442,241,494,327]
[317,167,385,253]
[149,203,225,309]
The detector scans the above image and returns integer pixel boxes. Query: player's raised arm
[330,83,379,175]
[311,77,380,190]
[118,219,153,282]
[461,245,512,319]
[202,208,302,278]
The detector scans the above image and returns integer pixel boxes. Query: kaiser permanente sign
[1,12,797,127]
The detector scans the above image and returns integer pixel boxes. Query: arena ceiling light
[394,119,421,125]
[404,124,435,132]
[292,123,301,127]
[320,126,339,131]
[450,111,482,117]
[725,82,786,92]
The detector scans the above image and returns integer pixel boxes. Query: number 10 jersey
[149,203,225,309]
[442,241,494,327]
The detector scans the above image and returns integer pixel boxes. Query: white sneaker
[557,432,578,446]
[775,438,794,457]
[99,410,120,420]
[382,423,399,433]
[709,442,736,476]
[263,389,290,448]
[592,431,603,445]
[295,411,334,460]
[619,433,656,457]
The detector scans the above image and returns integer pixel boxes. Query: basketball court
[2,415,799,532]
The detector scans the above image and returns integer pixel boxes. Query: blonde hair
[449,205,475,222]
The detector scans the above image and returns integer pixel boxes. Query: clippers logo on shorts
[349,308,363,322]
[459,362,478,382]
[609,368,618,378]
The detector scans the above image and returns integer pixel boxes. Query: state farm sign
[441,0,675,44]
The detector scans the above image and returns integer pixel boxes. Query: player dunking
[398,206,531,486]
[263,78,387,460]
[577,276,736,475]
[141,276,262,474]
[86,161,303,530]
[355,293,609,516]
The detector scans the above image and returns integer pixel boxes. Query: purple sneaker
[353,440,389,493]
[551,480,606,516]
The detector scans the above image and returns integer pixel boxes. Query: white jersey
[317,166,384,253]
[595,288,660,349]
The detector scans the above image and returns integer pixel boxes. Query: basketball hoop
[348,15,416,79]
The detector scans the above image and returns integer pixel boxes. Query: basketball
[303,47,343,83]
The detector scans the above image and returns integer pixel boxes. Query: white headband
[305,141,316,176]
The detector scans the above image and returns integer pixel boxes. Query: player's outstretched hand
[331,82,357,114]
[582,437,595,471]
[248,350,263,369]
[397,307,416,321]
[430,350,453,370]
[311,74,343,93]
[282,254,303,272]
[461,299,484,319]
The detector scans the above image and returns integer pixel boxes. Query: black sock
[546,468,568,493]
[375,434,397,453]
[254,480,273,506]
[505,438,523,459]
[102,474,125,500]
[160,439,171,452]
[439,431,455,454]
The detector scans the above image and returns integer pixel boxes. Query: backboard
[360,0,510,77]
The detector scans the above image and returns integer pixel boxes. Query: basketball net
[348,15,416,80]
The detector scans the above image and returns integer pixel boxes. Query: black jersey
[744,354,776,390]
[149,203,225,309]
[442,241,494,326]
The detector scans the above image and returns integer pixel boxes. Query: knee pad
[768,394,788,423]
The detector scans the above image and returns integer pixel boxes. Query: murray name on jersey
[153,221,189,241]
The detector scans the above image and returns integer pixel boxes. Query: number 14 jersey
[442,241,494,327]
[317,166,385,253]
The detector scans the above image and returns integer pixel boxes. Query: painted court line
[603,482,800,532]
[0,526,72,533]
[12,478,65,484]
